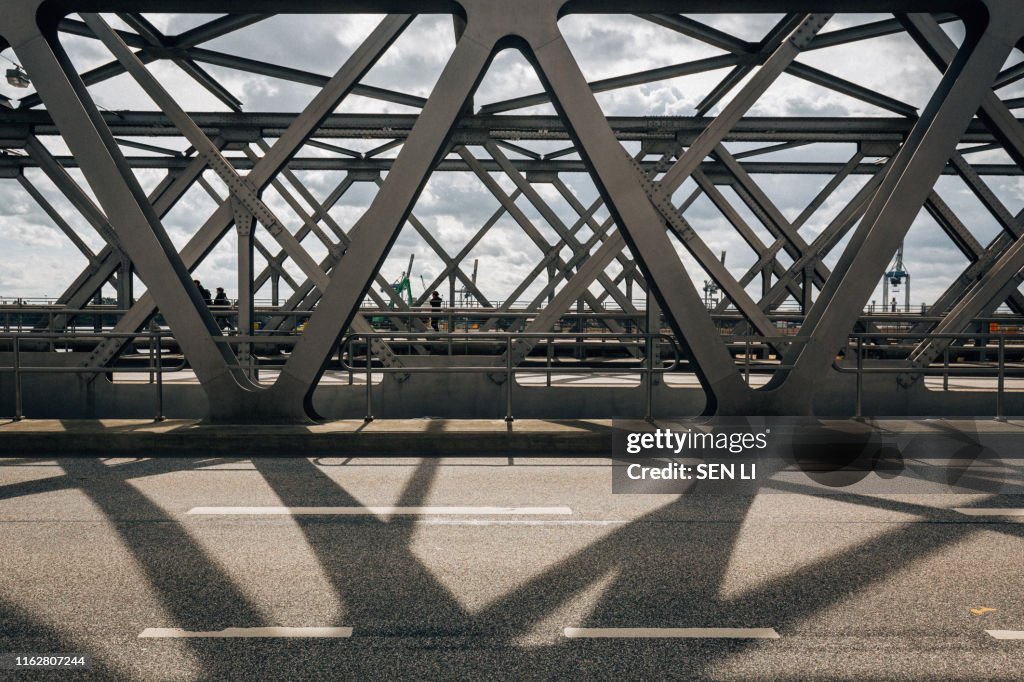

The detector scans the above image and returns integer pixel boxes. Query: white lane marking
[418,519,626,526]
[987,630,1024,640]
[953,508,1024,517]
[139,627,352,639]
[187,506,573,516]
[563,627,780,639]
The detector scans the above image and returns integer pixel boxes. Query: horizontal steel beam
[6,2,974,14]
[3,113,1015,142]
[1,156,1017,176]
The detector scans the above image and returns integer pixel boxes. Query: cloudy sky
[2,11,1023,314]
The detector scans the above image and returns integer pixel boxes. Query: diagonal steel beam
[11,18,250,400]
[484,142,641,314]
[260,32,494,417]
[171,14,274,49]
[775,9,1022,408]
[16,173,97,265]
[919,191,1024,315]
[636,14,753,54]
[478,54,743,115]
[738,162,889,316]
[711,151,868,314]
[44,146,219,336]
[905,214,1024,371]
[85,13,340,290]
[530,33,748,412]
[695,13,803,116]
[118,13,244,111]
[888,13,1024,380]
[372,175,493,307]
[253,175,355,292]
[47,17,426,111]
[458,147,637,338]
[413,192,515,307]
[78,14,414,377]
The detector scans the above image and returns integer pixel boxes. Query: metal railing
[0,331,188,422]
[0,329,679,422]
[337,331,681,422]
[830,332,1024,422]
[5,326,1020,422]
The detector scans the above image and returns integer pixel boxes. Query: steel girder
[2,1,1024,421]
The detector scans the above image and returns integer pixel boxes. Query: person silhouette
[193,279,212,306]
[430,291,442,331]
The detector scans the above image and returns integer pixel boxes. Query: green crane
[373,254,416,328]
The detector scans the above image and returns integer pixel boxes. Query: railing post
[546,335,553,387]
[644,332,654,422]
[943,346,949,392]
[855,335,863,421]
[505,335,514,423]
[348,338,354,386]
[365,336,374,423]
[154,331,164,422]
[13,334,23,422]
[744,338,751,387]
[996,335,1005,422]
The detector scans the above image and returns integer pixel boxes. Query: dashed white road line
[987,630,1024,640]
[563,627,780,639]
[187,506,573,516]
[952,508,1024,517]
[139,627,352,639]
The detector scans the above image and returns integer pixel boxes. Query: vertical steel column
[233,199,256,380]
[117,257,133,309]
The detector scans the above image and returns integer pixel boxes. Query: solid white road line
[417,519,626,526]
[139,627,353,639]
[953,508,1024,517]
[987,630,1024,640]
[187,506,573,516]
[563,627,780,639]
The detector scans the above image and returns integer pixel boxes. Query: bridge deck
[1,452,1022,679]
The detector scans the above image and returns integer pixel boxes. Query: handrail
[0,330,187,422]
[830,332,1024,421]
[0,329,681,423]
[6,326,1020,422]
[338,331,681,423]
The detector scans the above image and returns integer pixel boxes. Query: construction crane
[703,251,726,309]
[882,243,910,313]
[456,259,480,308]
[372,254,417,327]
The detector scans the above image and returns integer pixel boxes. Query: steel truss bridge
[3,1,1024,421]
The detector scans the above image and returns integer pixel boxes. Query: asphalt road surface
[1,455,1022,680]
